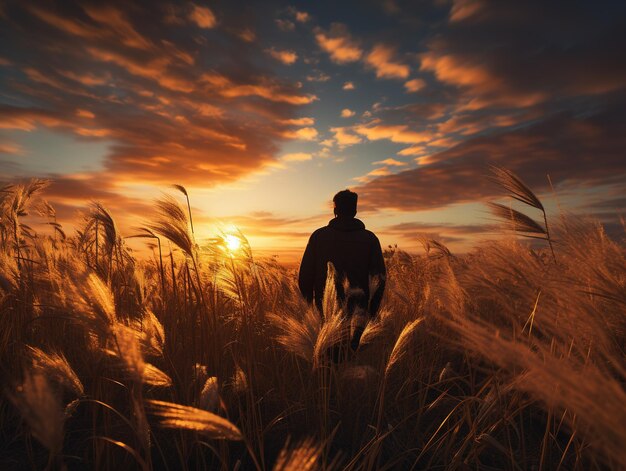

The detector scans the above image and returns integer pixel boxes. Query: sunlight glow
[225,234,242,253]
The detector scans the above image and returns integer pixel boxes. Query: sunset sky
[1,0,624,261]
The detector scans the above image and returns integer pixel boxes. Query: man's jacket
[298,216,386,317]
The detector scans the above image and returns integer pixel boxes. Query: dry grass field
[0,174,624,470]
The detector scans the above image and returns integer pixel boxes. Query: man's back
[298,215,386,317]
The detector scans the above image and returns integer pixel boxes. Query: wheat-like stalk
[384,318,423,379]
[171,184,194,234]
[269,306,321,363]
[487,202,547,236]
[488,166,544,210]
[488,166,556,263]
[8,372,66,455]
[147,399,242,440]
[147,194,194,258]
[273,437,328,471]
[28,346,84,396]
[198,376,219,411]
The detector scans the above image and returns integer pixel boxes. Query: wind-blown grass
[0,174,624,470]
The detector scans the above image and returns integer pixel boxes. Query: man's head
[333,189,358,218]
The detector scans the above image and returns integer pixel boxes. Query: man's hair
[333,189,358,217]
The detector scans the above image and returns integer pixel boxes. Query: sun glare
[225,234,242,253]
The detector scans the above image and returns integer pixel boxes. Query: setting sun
[225,234,242,253]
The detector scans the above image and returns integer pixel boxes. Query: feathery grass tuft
[147,194,194,258]
[147,399,242,440]
[487,202,547,236]
[489,166,544,210]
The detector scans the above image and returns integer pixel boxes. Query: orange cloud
[404,78,426,93]
[421,51,547,108]
[0,140,22,155]
[282,117,315,126]
[354,122,433,144]
[373,158,407,166]
[306,71,331,82]
[449,0,485,22]
[357,107,626,212]
[266,48,298,65]
[284,127,319,141]
[330,127,362,147]
[341,109,355,118]
[292,9,310,23]
[59,70,111,86]
[82,5,152,50]
[87,47,195,92]
[365,44,410,79]
[315,24,363,64]
[353,166,392,183]
[28,5,101,39]
[201,72,316,105]
[188,4,217,28]
[0,1,327,202]
[76,109,95,119]
[342,81,355,90]
[397,146,427,156]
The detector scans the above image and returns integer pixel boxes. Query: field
[0,178,624,470]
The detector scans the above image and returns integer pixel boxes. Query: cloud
[341,109,355,118]
[82,5,154,49]
[342,81,355,90]
[353,166,392,183]
[285,127,319,141]
[404,78,426,93]
[76,109,96,119]
[306,71,331,82]
[330,127,362,147]
[266,47,298,65]
[282,117,315,126]
[365,44,410,79]
[293,10,310,23]
[0,1,321,199]
[281,152,312,162]
[448,0,484,22]
[236,28,256,43]
[0,140,22,155]
[315,23,363,64]
[373,158,407,166]
[188,4,217,29]
[275,18,295,32]
[380,220,495,247]
[420,1,626,109]
[201,72,316,105]
[354,122,433,144]
[356,105,626,212]
[397,146,427,156]
[427,137,459,148]
[219,211,325,241]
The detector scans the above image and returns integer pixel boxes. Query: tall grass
[0,176,624,470]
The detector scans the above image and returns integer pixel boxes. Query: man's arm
[368,236,386,318]
[298,233,316,304]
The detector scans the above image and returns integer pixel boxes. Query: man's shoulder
[363,229,380,242]
[310,226,330,239]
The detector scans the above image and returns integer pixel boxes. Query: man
[298,189,386,352]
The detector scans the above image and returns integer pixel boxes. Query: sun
[225,234,242,253]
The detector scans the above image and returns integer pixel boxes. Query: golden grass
[0,176,624,470]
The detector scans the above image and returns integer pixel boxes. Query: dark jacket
[298,216,386,317]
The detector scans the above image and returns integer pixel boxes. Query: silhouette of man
[298,189,386,352]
